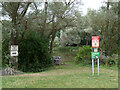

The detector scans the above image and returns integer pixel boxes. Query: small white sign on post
[11,45,18,51]
[94,48,98,52]
[11,45,18,57]
[11,51,18,56]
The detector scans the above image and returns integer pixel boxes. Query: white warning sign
[11,45,18,51]
[92,36,99,48]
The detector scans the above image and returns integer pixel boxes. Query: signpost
[92,36,99,76]
[11,45,18,56]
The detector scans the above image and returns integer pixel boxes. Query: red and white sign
[92,36,99,48]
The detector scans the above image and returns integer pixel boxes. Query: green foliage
[18,34,52,72]
[75,46,92,65]
[2,39,10,66]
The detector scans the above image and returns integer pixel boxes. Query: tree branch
[20,2,31,17]
[19,31,33,43]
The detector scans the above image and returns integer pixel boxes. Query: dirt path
[8,63,81,77]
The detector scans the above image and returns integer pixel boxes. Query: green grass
[2,46,118,88]
[2,62,118,88]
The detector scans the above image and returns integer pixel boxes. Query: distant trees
[44,1,79,53]
[86,2,118,56]
[60,1,118,56]
[60,11,92,46]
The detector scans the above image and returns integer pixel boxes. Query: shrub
[75,46,92,65]
[18,34,52,72]
[104,55,118,66]
[107,57,116,66]
[100,53,118,66]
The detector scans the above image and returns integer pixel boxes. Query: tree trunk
[9,18,19,69]
[118,2,120,68]
[104,0,110,56]
[41,1,48,36]
[50,30,57,53]
[9,36,18,69]
[86,41,88,46]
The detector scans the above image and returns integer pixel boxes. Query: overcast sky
[81,0,107,15]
